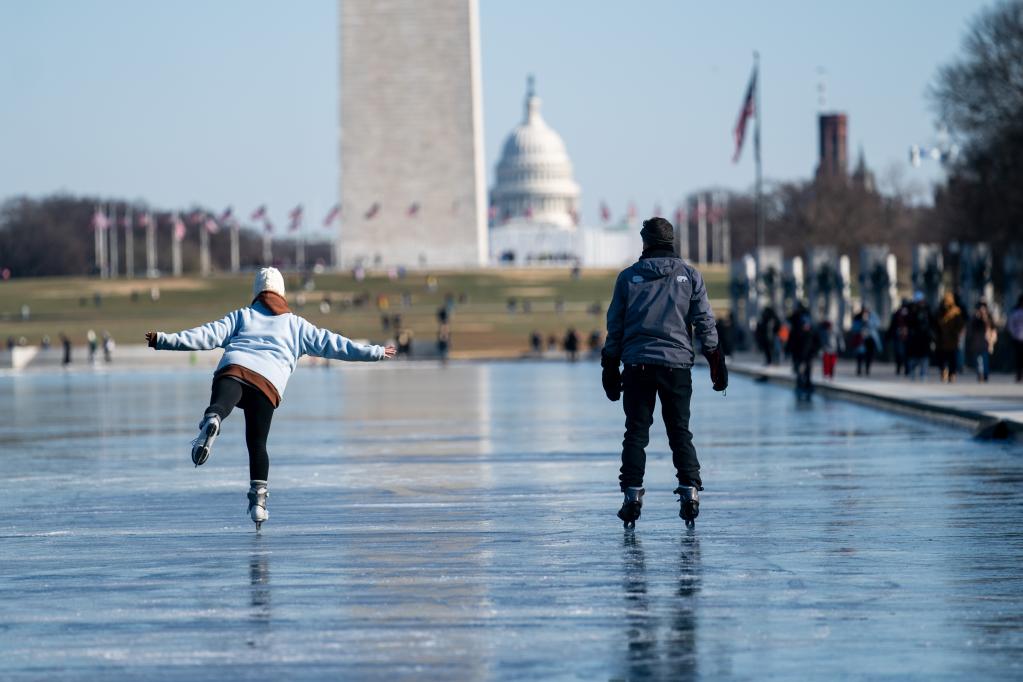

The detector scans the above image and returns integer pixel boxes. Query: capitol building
[488,77,639,267]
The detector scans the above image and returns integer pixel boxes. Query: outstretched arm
[147,312,239,351]
[299,319,395,361]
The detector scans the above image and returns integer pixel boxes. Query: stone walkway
[729,353,1023,435]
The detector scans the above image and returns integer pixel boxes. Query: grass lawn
[0,266,730,356]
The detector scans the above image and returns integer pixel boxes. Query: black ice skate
[674,485,700,529]
[190,414,221,467]
[247,481,269,531]
[617,487,645,529]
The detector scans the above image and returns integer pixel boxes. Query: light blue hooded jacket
[154,299,385,400]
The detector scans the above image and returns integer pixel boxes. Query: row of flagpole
[90,203,342,279]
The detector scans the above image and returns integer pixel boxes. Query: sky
[0,0,990,234]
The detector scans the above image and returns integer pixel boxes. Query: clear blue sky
[0,0,989,232]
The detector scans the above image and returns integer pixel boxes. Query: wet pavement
[2,362,1022,680]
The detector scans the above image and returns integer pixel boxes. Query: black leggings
[206,376,275,481]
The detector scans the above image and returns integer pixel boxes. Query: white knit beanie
[253,267,286,299]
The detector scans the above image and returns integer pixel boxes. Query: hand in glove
[601,356,622,401]
[703,347,728,392]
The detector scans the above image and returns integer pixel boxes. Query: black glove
[703,347,728,392]
[601,356,622,401]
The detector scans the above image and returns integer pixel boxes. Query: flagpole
[125,206,134,279]
[200,217,210,277]
[230,223,240,273]
[172,214,183,277]
[94,205,103,277]
[109,203,119,278]
[146,212,157,277]
[754,50,764,254]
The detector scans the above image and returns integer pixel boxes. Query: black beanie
[640,217,674,248]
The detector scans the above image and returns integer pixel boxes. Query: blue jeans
[976,351,990,381]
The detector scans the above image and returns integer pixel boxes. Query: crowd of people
[754,293,1023,385]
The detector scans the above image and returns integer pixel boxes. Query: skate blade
[623,520,635,529]
[254,521,262,532]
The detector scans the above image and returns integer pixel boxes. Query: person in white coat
[146,267,396,529]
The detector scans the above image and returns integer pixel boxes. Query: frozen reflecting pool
[2,362,1022,680]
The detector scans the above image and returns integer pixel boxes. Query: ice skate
[617,487,644,529]
[247,481,269,531]
[190,414,220,467]
[674,485,700,529]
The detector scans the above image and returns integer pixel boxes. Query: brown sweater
[149,291,291,407]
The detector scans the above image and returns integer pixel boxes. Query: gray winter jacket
[603,254,718,368]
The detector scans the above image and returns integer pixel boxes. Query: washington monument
[339,0,487,268]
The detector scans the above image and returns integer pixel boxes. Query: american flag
[407,202,420,217]
[137,212,151,227]
[172,213,186,241]
[250,205,267,221]
[488,204,498,222]
[733,67,757,163]
[600,202,611,223]
[525,205,534,219]
[219,207,234,225]
[204,215,220,234]
[288,205,303,232]
[323,204,341,228]
[364,202,380,220]
[91,207,110,231]
[263,218,274,234]
[627,202,637,220]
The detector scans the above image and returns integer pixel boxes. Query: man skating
[601,217,727,529]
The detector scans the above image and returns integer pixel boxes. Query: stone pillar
[807,246,841,327]
[754,246,784,314]
[839,254,852,330]
[783,256,804,314]
[1004,245,1023,322]
[959,242,993,314]
[912,243,944,311]
[730,255,758,348]
[859,244,896,322]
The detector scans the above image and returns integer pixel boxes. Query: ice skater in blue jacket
[146,267,396,529]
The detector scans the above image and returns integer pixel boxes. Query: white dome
[491,77,580,229]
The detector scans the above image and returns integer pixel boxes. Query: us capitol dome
[490,76,580,229]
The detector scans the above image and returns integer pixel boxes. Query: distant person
[588,330,602,357]
[786,303,819,397]
[935,292,965,383]
[546,334,557,352]
[906,292,935,380]
[818,319,842,380]
[850,308,882,376]
[397,328,413,357]
[60,333,72,366]
[437,324,451,364]
[1009,295,1023,382]
[102,331,114,363]
[887,299,912,376]
[967,301,997,383]
[563,328,580,362]
[7,336,16,351]
[87,329,98,363]
[601,217,726,530]
[40,335,51,351]
[755,306,781,365]
[529,330,543,355]
[146,267,396,530]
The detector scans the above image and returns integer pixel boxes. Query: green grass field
[0,267,730,356]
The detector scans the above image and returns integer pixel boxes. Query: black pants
[206,376,275,481]
[619,364,701,490]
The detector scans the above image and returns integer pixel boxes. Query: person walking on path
[755,306,781,366]
[786,303,819,397]
[817,319,843,380]
[850,307,882,376]
[906,292,935,380]
[967,301,997,382]
[935,292,966,383]
[887,300,912,376]
[146,267,396,530]
[601,217,726,529]
[1008,295,1023,382]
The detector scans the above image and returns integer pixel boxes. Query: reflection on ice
[1,362,1022,679]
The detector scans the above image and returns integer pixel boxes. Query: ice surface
[2,363,1022,680]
